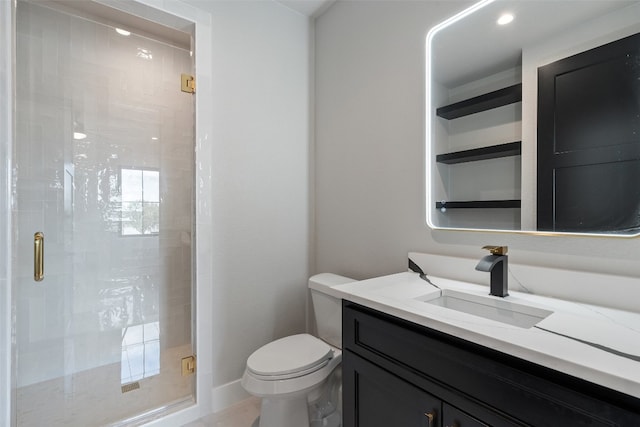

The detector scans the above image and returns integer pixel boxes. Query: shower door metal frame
[1,0,16,424]
[0,0,215,425]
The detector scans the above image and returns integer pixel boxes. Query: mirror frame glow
[425,0,640,238]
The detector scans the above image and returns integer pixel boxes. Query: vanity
[329,258,640,427]
[342,302,639,426]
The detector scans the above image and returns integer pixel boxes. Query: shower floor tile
[16,344,193,426]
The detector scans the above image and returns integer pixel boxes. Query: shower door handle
[34,232,44,281]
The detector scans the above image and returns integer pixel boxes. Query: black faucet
[475,246,509,297]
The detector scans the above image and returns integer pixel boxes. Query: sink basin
[419,290,553,328]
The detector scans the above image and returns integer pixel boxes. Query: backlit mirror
[426,0,640,236]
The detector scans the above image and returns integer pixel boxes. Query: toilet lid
[247,334,333,377]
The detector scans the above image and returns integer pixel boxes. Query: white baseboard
[211,379,252,413]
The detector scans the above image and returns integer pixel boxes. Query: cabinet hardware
[424,411,435,427]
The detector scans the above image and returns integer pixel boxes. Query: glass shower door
[14,1,195,424]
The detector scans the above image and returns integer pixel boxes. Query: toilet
[241,273,356,427]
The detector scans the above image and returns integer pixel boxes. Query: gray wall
[314,1,640,304]
[186,0,313,388]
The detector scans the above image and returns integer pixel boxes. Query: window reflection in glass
[121,168,160,235]
[121,321,160,384]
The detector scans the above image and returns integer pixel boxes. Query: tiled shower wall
[14,1,194,421]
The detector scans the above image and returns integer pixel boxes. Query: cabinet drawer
[343,301,640,426]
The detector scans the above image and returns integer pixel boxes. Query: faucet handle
[482,245,508,255]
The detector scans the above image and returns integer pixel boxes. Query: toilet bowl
[242,334,342,427]
[241,273,356,427]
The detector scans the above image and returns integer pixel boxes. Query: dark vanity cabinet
[342,301,640,427]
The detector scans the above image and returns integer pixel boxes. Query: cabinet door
[343,350,440,427]
[537,32,640,233]
[443,403,489,427]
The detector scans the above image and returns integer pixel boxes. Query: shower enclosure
[6,0,201,424]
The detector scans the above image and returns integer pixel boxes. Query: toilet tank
[308,273,356,349]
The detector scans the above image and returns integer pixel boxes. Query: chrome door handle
[34,232,44,281]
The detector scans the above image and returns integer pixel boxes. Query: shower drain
[121,381,141,393]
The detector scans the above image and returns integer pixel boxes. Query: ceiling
[431,0,637,87]
[275,0,336,17]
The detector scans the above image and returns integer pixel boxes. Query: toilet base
[311,410,340,427]
[258,395,309,427]
[251,398,342,427]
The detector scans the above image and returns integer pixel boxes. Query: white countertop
[325,272,640,399]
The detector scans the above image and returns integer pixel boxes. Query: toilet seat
[247,334,333,380]
[242,347,342,399]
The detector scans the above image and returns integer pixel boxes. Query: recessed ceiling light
[151,137,159,141]
[73,132,87,140]
[116,28,131,36]
[497,13,514,25]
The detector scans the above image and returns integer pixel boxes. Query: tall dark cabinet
[537,32,640,233]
